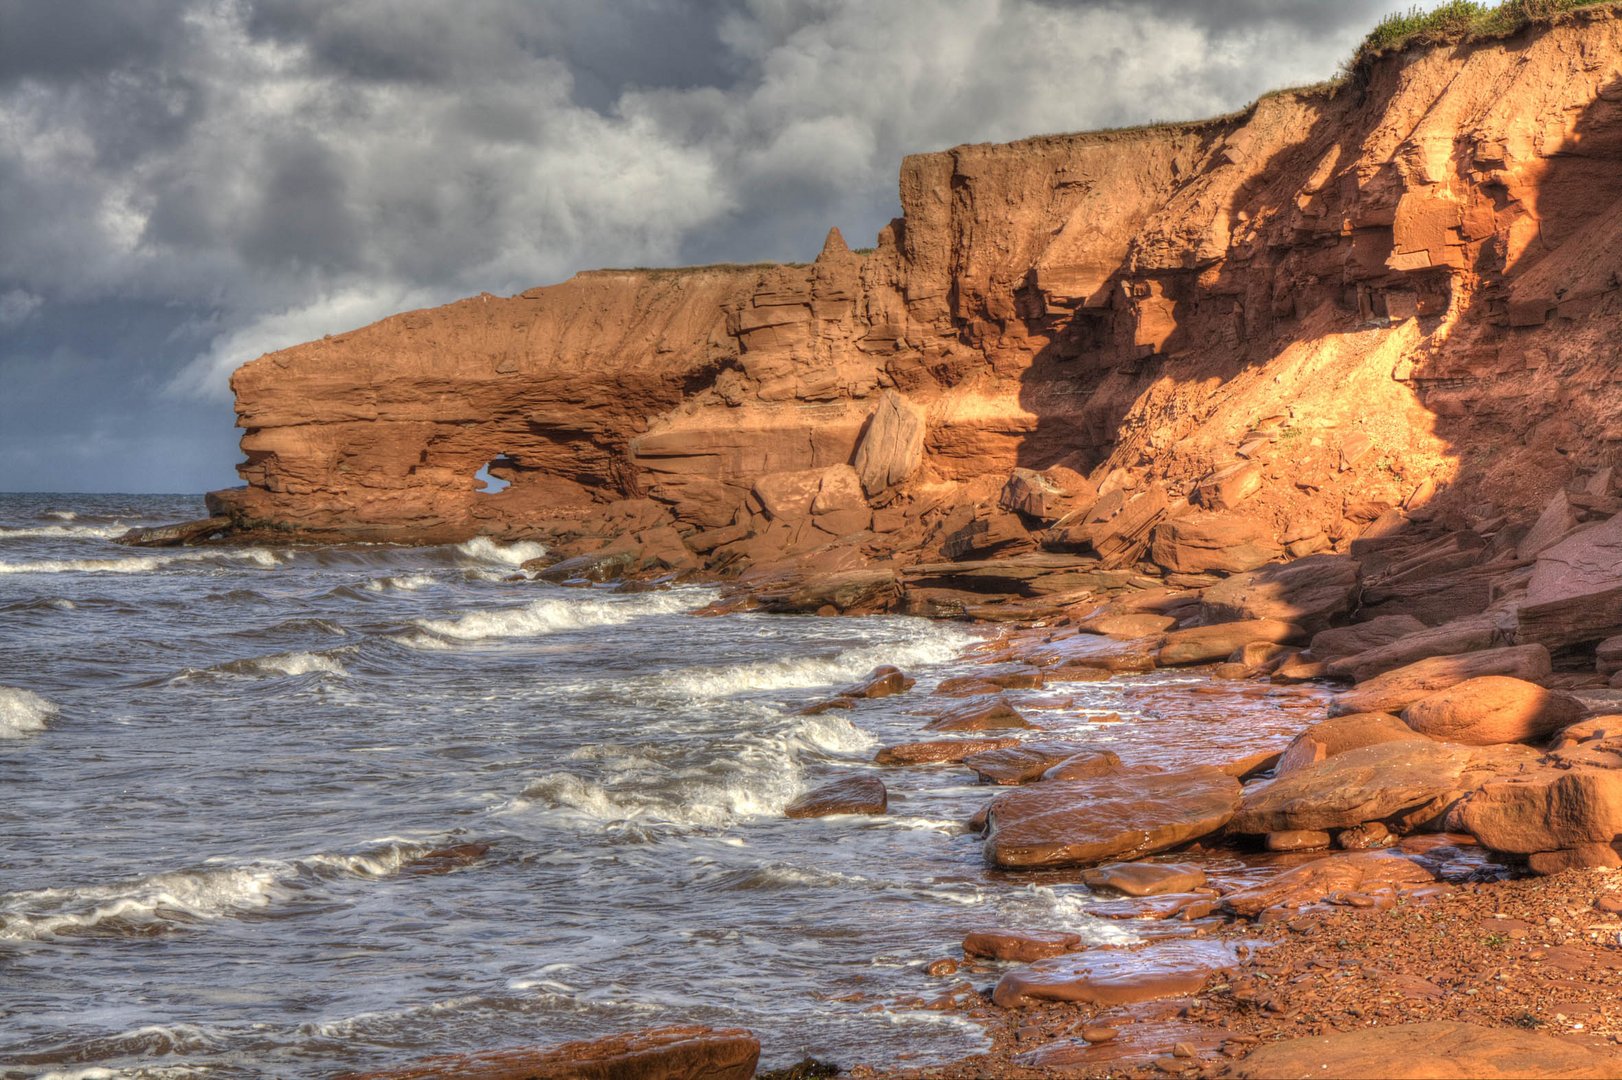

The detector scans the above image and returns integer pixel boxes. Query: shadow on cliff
[1005,47,1622,551]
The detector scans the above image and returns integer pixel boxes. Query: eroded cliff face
[213,9,1622,578]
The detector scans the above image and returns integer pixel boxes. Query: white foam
[0,524,127,539]
[454,536,548,566]
[512,762,799,828]
[0,686,57,738]
[229,650,349,678]
[362,572,437,592]
[0,548,283,575]
[0,842,427,941]
[656,626,975,699]
[44,510,77,520]
[401,589,714,648]
[792,712,877,754]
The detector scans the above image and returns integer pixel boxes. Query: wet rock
[1199,554,1360,635]
[784,776,887,818]
[1216,748,1284,779]
[1402,676,1586,746]
[1330,644,1553,716]
[837,665,915,699]
[1012,1022,1221,1072]
[983,766,1240,869]
[1223,1020,1622,1079]
[1044,751,1130,782]
[935,662,1044,694]
[1157,619,1304,666]
[1017,632,1160,675]
[1080,861,1207,897]
[1326,613,1507,683]
[1075,612,1177,639]
[924,958,959,977]
[751,566,900,616]
[537,549,639,583]
[874,737,1019,766]
[963,742,1120,785]
[923,695,1032,732]
[991,939,1239,1008]
[1275,712,1432,776]
[1307,614,1427,664]
[1149,513,1281,575]
[341,1024,761,1080]
[115,515,233,547]
[403,842,491,876]
[1223,851,1435,919]
[1336,820,1395,850]
[1230,740,1469,835]
[962,928,1085,962]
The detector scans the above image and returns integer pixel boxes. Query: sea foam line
[0,548,283,575]
[400,588,715,648]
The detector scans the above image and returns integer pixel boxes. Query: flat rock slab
[935,662,1044,694]
[1081,861,1208,897]
[1224,1020,1622,1079]
[992,939,1240,1008]
[963,742,1120,785]
[984,766,1240,869]
[1014,633,1160,674]
[874,737,1018,766]
[1308,614,1427,664]
[1012,1020,1225,1072]
[340,1024,761,1080]
[1223,851,1435,918]
[962,928,1085,962]
[1326,613,1501,682]
[1075,612,1177,639]
[784,775,887,818]
[1275,711,1431,776]
[1199,553,1360,635]
[1157,619,1303,666]
[923,695,1032,732]
[1230,740,1467,835]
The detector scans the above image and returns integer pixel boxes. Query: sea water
[0,493,1310,1077]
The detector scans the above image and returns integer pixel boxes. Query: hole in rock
[474,456,514,494]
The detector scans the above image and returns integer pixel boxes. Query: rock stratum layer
[211,12,1622,579]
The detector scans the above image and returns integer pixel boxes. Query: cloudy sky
[0,0,1433,493]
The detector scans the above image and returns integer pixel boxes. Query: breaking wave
[655,627,974,699]
[361,572,437,592]
[454,537,548,566]
[0,686,57,738]
[400,589,714,648]
[0,841,431,941]
[0,524,128,540]
[0,548,283,575]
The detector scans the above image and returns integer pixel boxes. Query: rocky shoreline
[142,482,1622,1078]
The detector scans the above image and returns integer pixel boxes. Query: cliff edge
[203,8,1622,606]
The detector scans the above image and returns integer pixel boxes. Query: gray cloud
[0,0,1429,492]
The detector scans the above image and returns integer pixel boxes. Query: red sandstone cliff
[210,8,1622,586]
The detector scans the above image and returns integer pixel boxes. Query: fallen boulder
[1149,513,1281,575]
[784,776,887,818]
[1401,676,1585,746]
[1518,512,1622,650]
[983,766,1240,869]
[1229,740,1468,835]
[1457,763,1622,865]
[1329,644,1552,716]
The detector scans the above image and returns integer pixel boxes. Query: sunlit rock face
[214,11,1622,560]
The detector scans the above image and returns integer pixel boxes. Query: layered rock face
[214,11,1622,569]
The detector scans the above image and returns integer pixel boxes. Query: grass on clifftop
[1353,0,1615,65]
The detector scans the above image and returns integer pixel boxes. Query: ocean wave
[0,841,431,941]
[0,686,57,738]
[512,762,799,829]
[0,548,283,575]
[454,536,548,566]
[400,589,714,648]
[654,626,974,700]
[361,572,437,592]
[0,523,128,540]
[220,649,351,679]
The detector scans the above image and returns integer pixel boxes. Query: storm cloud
[0,0,1427,492]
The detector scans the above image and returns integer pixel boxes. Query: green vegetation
[1352,1,1614,67]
